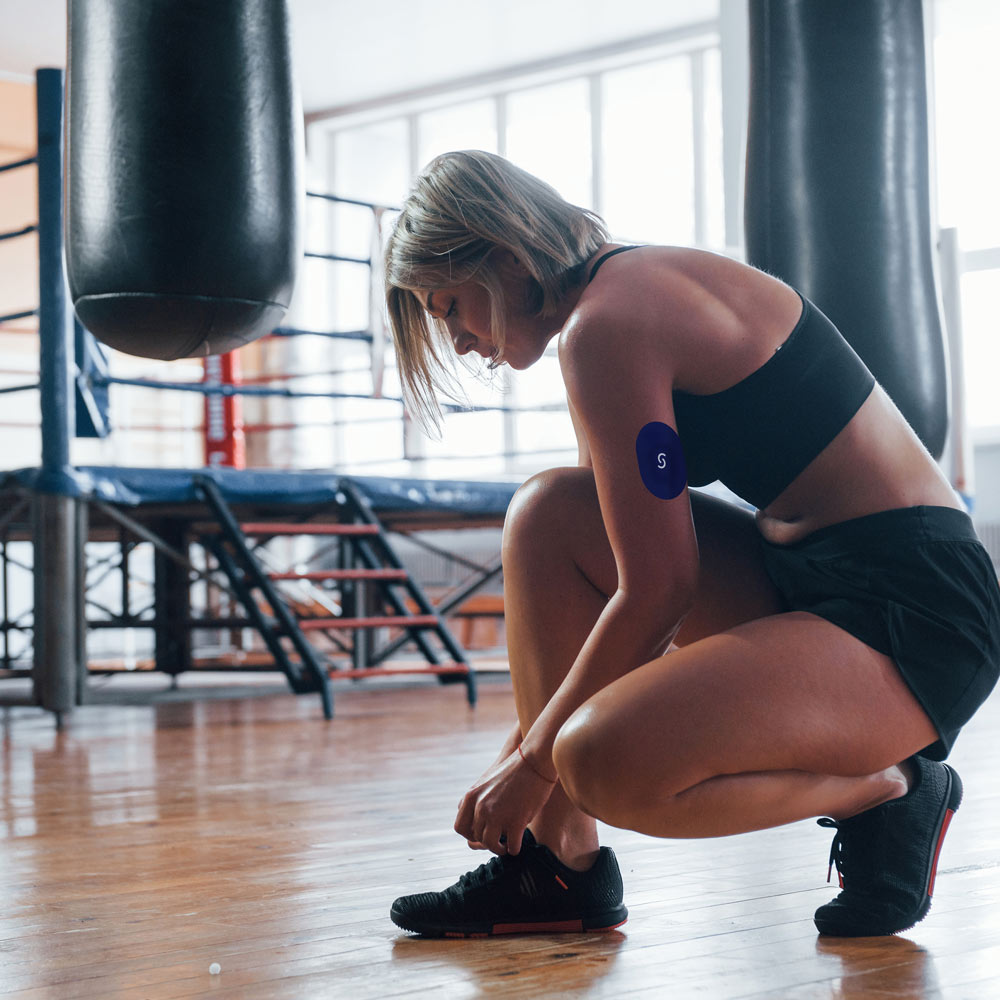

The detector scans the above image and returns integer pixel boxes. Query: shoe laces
[455,845,570,895]
[457,854,514,892]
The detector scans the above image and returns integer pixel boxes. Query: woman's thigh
[515,469,785,643]
[673,490,786,646]
[566,610,940,792]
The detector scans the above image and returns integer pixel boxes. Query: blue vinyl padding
[4,466,520,517]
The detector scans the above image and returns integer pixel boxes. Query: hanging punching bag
[745,0,948,458]
[65,0,302,361]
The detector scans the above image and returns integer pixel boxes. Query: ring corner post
[32,67,84,720]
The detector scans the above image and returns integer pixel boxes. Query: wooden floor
[1,672,998,999]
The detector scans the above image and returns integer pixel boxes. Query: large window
[957,271,1000,430]
[934,1,1000,252]
[933,0,1000,434]
[602,59,695,244]
[417,99,498,168]
[506,79,592,209]
[297,0,1000,480]
[304,24,728,478]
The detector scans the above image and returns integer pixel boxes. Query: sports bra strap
[587,245,646,283]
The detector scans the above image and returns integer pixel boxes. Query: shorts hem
[759,504,1000,761]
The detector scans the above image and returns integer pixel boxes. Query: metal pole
[33,67,80,720]
[37,68,75,491]
[719,0,749,254]
[938,227,974,507]
[154,520,192,681]
[33,493,79,722]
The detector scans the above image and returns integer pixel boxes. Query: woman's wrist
[517,742,557,783]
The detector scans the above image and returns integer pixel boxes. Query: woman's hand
[462,722,521,851]
[495,720,523,764]
[454,745,556,857]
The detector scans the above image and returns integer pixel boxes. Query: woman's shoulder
[560,248,744,364]
[559,246,803,392]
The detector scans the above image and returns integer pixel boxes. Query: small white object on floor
[209,963,221,975]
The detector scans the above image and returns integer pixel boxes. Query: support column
[33,67,82,722]
[154,519,193,679]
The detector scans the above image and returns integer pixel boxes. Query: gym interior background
[0,0,1000,996]
[2,0,999,693]
[2,0,996,485]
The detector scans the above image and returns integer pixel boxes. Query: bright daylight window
[418,99,498,168]
[506,79,593,210]
[933,0,1000,431]
[305,29,726,477]
[305,2,1000,470]
[602,59,695,245]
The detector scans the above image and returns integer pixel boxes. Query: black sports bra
[588,245,642,282]
[585,247,876,509]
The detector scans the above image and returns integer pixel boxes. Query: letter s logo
[635,423,687,500]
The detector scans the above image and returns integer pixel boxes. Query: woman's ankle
[528,823,601,871]
[834,764,912,821]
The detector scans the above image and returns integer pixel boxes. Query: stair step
[329,663,470,680]
[299,614,440,630]
[193,521,378,536]
[239,522,379,536]
[268,569,408,581]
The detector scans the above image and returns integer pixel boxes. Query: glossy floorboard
[0,674,998,999]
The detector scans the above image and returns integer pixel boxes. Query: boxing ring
[2,3,978,726]
[0,464,517,720]
[0,69,522,724]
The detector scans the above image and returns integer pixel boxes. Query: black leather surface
[745,0,948,458]
[65,0,303,359]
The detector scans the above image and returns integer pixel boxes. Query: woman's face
[416,255,554,371]
[417,281,500,364]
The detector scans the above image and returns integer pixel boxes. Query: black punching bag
[745,0,948,458]
[66,0,302,360]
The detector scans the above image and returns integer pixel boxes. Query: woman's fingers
[454,748,555,856]
[480,823,515,857]
[454,791,476,842]
[503,827,524,856]
[479,814,525,856]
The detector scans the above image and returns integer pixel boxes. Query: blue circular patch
[635,422,687,500]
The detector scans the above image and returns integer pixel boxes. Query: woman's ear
[495,249,530,278]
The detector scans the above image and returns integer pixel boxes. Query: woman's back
[564,244,964,542]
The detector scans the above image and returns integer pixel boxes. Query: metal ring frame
[0,71,510,721]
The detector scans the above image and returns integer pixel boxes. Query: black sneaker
[814,756,963,937]
[390,830,628,937]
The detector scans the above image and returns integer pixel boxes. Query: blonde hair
[385,150,609,436]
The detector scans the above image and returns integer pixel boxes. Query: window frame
[303,8,757,478]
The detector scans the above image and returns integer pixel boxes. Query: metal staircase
[193,475,477,718]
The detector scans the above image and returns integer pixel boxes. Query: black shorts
[759,505,1000,760]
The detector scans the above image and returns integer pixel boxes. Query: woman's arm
[519,311,700,770]
[463,720,522,850]
[454,308,701,854]
[567,395,592,468]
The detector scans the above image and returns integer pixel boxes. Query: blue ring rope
[0,225,38,243]
[304,251,371,265]
[0,156,37,174]
[271,326,373,342]
[0,309,38,326]
[306,190,399,212]
[93,373,403,403]
[89,373,567,416]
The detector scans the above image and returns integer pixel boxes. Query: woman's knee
[502,467,615,593]
[553,674,709,826]
[552,703,620,822]
[502,467,590,553]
